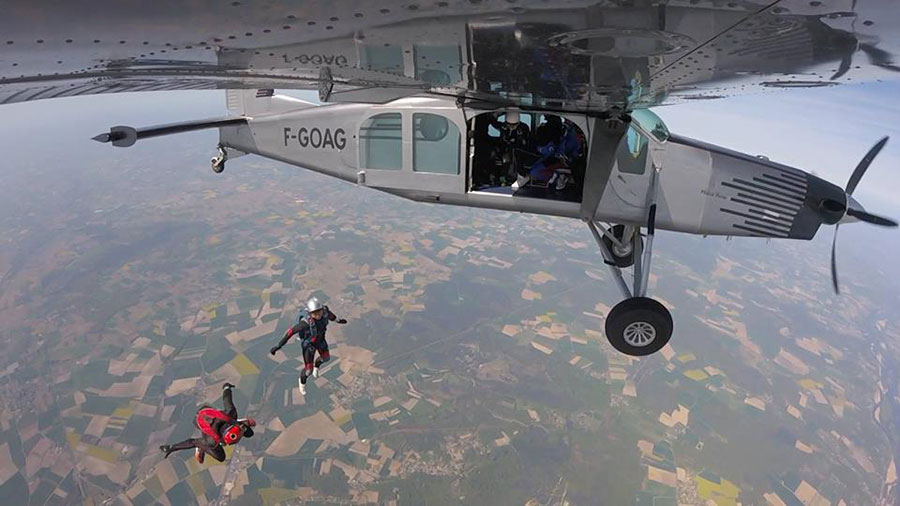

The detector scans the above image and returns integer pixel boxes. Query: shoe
[511,175,530,190]
[555,174,568,190]
[299,382,307,395]
[195,447,205,464]
[312,367,320,378]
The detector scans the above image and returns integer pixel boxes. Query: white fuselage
[220,93,829,240]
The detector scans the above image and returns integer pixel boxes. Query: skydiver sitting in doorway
[270,296,347,395]
[513,115,584,191]
[159,382,256,463]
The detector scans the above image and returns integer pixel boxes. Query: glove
[160,445,173,458]
[336,318,347,324]
[223,382,235,390]
[270,346,280,355]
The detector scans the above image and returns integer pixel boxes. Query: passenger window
[360,113,402,170]
[616,125,649,175]
[413,113,460,174]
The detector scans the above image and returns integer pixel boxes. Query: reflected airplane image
[2,1,900,504]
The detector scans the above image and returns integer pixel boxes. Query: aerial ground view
[0,89,898,506]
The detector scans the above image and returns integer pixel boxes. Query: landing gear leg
[587,165,672,356]
[210,145,227,173]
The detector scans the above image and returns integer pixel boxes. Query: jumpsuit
[273,306,340,385]
[161,386,253,462]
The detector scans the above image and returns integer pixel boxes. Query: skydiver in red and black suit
[159,382,256,463]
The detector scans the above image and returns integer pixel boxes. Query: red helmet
[223,423,243,445]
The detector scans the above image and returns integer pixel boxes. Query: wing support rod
[587,220,632,299]
[92,117,247,148]
[587,163,660,301]
[635,165,660,298]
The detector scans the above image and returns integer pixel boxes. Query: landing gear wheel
[211,146,227,174]
[211,157,225,173]
[604,297,672,356]
[602,225,641,268]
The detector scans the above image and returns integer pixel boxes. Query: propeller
[830,136,897,294]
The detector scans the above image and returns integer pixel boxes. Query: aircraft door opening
[468,111,587,204]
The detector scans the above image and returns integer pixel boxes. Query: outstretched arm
[270,324,299,355]
[326,306,347,324]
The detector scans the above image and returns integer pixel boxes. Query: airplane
[3,0,899,356]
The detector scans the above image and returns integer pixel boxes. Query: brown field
[266,411,355,457]
[0,443,17,485]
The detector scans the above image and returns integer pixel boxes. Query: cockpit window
[616,125,649,175]
[360,113,402,170]
[631,109,669,142]
[413,113,460,174]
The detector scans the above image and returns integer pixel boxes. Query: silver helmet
[306,297,325,313]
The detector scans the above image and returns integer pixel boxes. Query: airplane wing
[2,0,899,113]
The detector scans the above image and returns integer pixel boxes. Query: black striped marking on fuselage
[720,170,808,238]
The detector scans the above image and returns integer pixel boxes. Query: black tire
[212,162,225,174]
[601,225,641,268]
[604,297,673,356]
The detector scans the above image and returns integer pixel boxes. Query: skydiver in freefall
[159,382,256,463]
[270,296,347,395]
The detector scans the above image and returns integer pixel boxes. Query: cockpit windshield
[631,109,669,142]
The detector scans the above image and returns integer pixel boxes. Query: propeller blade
[860,43,900,73]
[831,50,854,80]
[846,136,888,195]
[846,208,899,227]
[831,225,840,295]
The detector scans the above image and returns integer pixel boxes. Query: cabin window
[413,113,460,174]
[616,125,649,175]
[360,113,402,170]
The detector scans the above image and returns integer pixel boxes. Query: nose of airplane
[838,194,864,225]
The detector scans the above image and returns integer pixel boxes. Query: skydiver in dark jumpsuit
[270,297,347,395]
[158,383,256,463]
[489,108,531,184]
